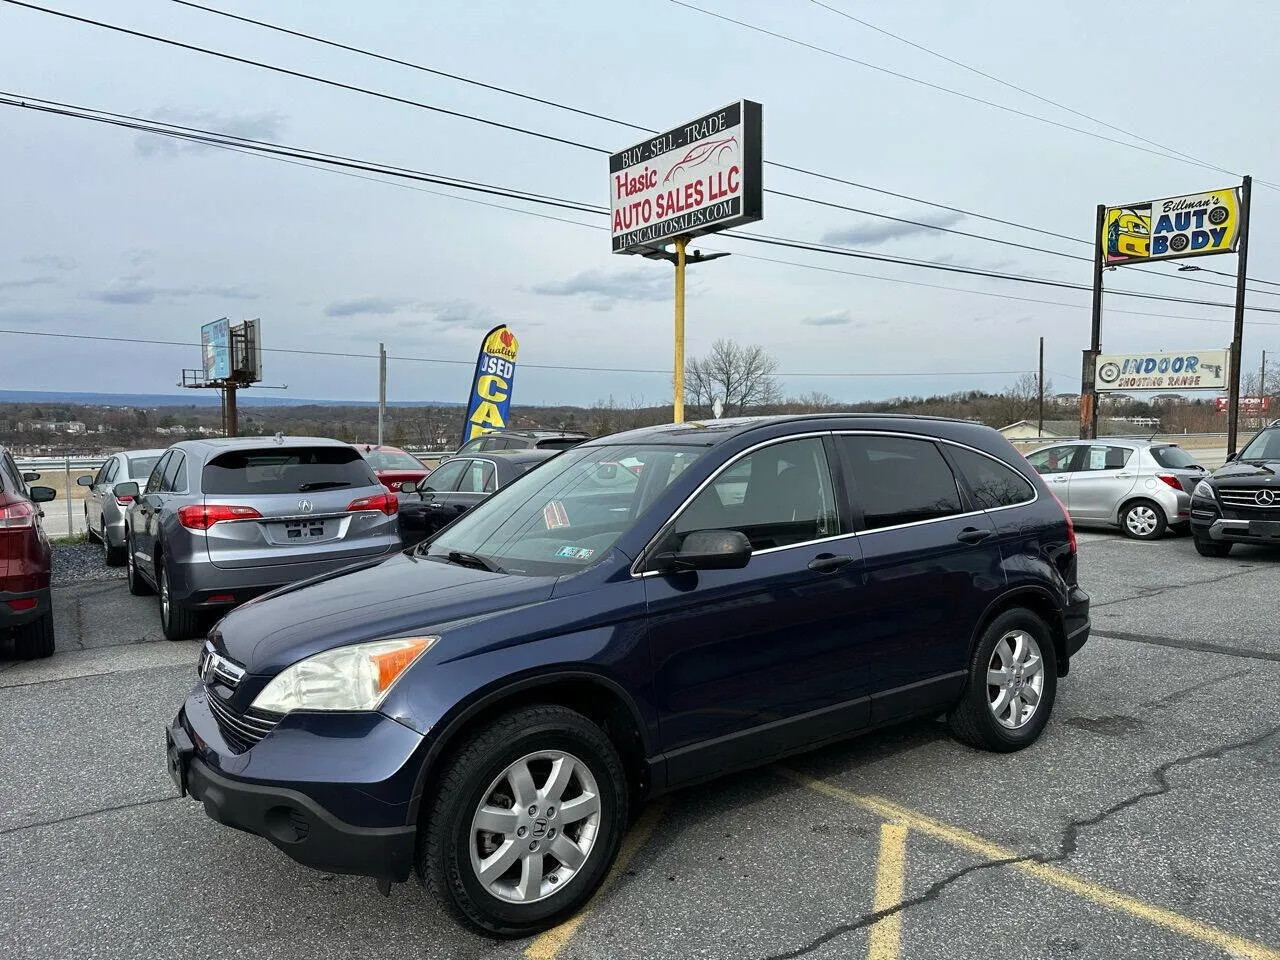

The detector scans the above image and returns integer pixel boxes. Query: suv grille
[198,641,280,753]
[1218,487,1280,511]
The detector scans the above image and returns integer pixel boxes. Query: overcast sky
[2,0,1279,407]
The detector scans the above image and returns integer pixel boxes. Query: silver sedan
[78,448,165,565]
[1024,439,1205,540]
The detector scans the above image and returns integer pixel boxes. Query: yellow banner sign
[1103,187,1241,265]
[462,325,519,444]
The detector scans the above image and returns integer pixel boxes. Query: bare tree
[685,339,782,417]
[991,372,1051,429]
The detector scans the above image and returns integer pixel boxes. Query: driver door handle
[956,527,995,544]
[808,553,856,573]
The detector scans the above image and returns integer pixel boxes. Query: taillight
[1049,491,1077,554]
[347,491,398,516]
[0,499,36,530]
[177,504,263,530]
[1156,474,1183,491]
[115,495,135,506]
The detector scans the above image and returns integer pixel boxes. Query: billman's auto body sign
[609,100,762,254]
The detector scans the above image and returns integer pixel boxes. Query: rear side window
[947,446,1035,510]
[202,447,376,495]
[457,460,497,494]
[1082,445,1132,471]
[1149,446,1200,469]
[840,435,963,530]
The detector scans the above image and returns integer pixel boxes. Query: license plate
[1247,520,1280,538]
[165,722,194,797]
[284,519,326,539]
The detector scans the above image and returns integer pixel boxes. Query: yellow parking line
[524,799,667,960]
[867,824,908,960]
[781,769,1280,960]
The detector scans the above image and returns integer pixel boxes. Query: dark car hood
[1211,460,1280,482]
[215,552,556,674]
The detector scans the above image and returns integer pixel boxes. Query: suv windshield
[1238,428,1280,463]
[203,446,376,495]
[363,449,423,471]
[1148,446,1200,469]
[426,444,703,575]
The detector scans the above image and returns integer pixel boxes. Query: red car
[1,446,58,658]
[358,444,432,492]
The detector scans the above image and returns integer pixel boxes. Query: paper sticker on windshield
[543,500,570,529]
[555,545,594,561]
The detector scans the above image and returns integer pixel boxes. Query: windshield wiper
[443,550,503,573]
[297,480,352,491]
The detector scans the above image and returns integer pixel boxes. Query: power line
[9,92,1280,320]
[666,0,1280,192]
[0,329,1034,379]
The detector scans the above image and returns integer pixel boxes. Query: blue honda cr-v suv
[166,415,1089,936]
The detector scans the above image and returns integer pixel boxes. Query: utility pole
[377,342,386,447]
[225,383,239,437]
[1081,204,1105,440]
[1226,175,1253,455]
[1038,336,1045,437]
[1260,348,1268,430]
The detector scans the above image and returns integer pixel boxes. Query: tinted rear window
[127,456,162,480]
[535,438,584,450]
[203,447,375,495]
[948,446,1035,509]
[840,435,963,530]
[1149,446,1200,469]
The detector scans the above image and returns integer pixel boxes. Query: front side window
[659,437,839,553]
[162,452,186,492]
[841,435,963,530]
[93,459,111,486]
[948,446,1035,509]
[422,459,467,493]
[428,444,704,575]
[1025,445,1079,475]
[145,453,171,495]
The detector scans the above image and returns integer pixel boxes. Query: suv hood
[214,551,556,674]
[1211,460,1280,482]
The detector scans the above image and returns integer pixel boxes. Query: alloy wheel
[159,567,170,625]
[1125,505,1159,537]
[469,750,601,905]
[986,630,1045,729]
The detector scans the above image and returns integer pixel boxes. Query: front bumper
[1191,516,1280,545]
[0,585,51,628]
[169,687,425,880]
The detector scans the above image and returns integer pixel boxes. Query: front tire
[1194,537,1232,558]
[950,609,1058,752]
[85,510,98,543]
[1120,500,1167,540]
[102,521,125,567]
[158,563,201,641]
[421,705,629,938]
[12,609,55,659]
[125,532,153,596]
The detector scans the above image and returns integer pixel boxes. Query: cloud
[23,255,77,271]
[802,309,852,327]
[0,276,57,291]
[325,297,413,318]
[821,211,966,247]
[82,278,261,305]
[325,297,496,330]
[135,108,287,157]
[531,267,669,311]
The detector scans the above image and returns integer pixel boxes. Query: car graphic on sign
[1106,210,1150,260]
[664,136,737,183]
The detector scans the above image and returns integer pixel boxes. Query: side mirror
[655,529,752,572]
[400,480,418,493]
[29,485,57,503]
[77,475,95,487]
[22,472,40,482]
[113,481,141,500]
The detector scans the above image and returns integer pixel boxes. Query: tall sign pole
[1037,336,1045,437]
[1226,175,1253,455]
[1081,204,1105,440]
[377,342,387,447]
[673,238,688,422]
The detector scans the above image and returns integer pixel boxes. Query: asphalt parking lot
[2,534,1278,960]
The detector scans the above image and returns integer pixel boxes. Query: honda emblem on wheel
[298,499,313,513]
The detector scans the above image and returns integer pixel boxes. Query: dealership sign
[1216,396,1270,414]
[609,100,762,254]
[1104,187,1242,265]
[1095,349,1228,391]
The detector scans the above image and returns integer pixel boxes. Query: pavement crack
[1137,667,1252,710]
[1091,565,1264,608]
[0,794,179,836]
[1091,630,1280,664]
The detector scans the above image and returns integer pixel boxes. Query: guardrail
[14,449,457,473]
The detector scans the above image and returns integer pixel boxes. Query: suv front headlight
[251,636,438,713]
[1193,480,1216,500]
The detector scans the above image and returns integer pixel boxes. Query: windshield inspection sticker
[543,500,571,529]
[555,546,595,561]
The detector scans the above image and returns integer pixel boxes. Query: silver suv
[114,437,399,640]
[1024,439,1205,539]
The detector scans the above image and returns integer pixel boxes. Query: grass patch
[53,532,90,546]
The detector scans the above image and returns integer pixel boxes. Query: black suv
[166,415,1089,935]
[456,429,589,455]
[1190,421,1280,556]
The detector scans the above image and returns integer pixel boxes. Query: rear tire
[1194,537,1232,558]
[159,563,201,642]
[420,705,629,938]
[1120,500,1167,540]
[12,609,55,659]
[950,609,1058,752]
[125,532,153,596]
